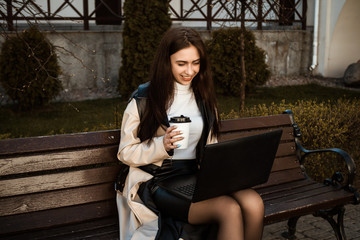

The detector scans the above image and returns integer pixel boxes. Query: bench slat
[0,146,118,176]
[220,114,292,133]
[276,142,296,157]
[262,182,330,202]
[0,200,117,235]
[0,130,120,156]
[271,156,299,172]
[0,183,116,216]
[257,168,304,188]
[2,217,118,240]
[56,226,119,240]
[219,131,297,158]
[264,185,354,223]
[256,179,314,195]
[219,126,294,142]
[0,166,120,197]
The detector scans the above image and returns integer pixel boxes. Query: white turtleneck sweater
[167,82,204,160]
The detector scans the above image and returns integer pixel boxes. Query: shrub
[118,0,171,99]
[221,99,360,185]
[206,28,270,96]
[0,26,62,109]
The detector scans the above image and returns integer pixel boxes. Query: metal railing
[170,0,307,30]
[1,0,307,31]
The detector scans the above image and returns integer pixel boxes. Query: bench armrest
[295,138,356,190]
[283,109,357,193]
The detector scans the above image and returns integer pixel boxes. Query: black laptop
[158,129,283,203]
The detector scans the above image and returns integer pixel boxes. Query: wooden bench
[0,131,121,239]
[0,110,358,239]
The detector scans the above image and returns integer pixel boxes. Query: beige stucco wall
[316,0,360,78]
[326,0,360,77]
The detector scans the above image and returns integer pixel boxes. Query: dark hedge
[0,26,62,110]
[118,0,171,99]
[206,28,270,96]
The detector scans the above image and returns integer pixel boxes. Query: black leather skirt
[138,159,198,222]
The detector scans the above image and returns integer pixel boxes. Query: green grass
[0,98,127,138]
[1,84,359,139]
[217,84,360,113]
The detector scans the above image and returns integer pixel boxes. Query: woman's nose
[185,64,194,75]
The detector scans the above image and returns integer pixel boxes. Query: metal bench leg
[313,206,346,240]
[281,216,301,239]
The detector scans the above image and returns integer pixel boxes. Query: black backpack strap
[129,82,150,119]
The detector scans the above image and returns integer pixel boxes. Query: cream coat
[116,99,216,240]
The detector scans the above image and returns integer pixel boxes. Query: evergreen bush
[206,28,270,96]
[118,0,171,99]
[221,98,360,185]
[0,26,62,109]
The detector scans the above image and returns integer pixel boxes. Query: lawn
[1,84,359,139]
[217,83,360,113]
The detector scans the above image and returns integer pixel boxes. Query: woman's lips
[181,75,193,81]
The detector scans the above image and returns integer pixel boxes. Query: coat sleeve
[117,99,171,167]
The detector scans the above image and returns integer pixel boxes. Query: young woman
[116,27,264,240]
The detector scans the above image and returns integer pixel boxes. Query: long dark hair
[138,27,219,142]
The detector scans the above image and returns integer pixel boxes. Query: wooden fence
[1,0,307,31]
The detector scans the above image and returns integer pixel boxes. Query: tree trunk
[239,0,246,111]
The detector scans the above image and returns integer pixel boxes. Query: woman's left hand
[163,126,184,151]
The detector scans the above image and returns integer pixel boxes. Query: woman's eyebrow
[175,58,200,63]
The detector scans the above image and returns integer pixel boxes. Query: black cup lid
[169,115,191,123]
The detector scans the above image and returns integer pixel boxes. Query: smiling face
[170,44,200,85]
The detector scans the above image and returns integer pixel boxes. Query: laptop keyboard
[175,183,196,196]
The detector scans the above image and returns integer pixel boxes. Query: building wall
[326,0,360,77]
[253,31,312,76]
[46,32,123,102]
[0,29,312,103]
[315,0,360,78]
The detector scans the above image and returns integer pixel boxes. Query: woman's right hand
[163,126,184,151]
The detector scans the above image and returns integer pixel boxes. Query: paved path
[263,204,360,240]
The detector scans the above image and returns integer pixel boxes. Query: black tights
[188,189,264,240]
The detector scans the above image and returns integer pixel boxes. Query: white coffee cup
[169,115,191,149]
